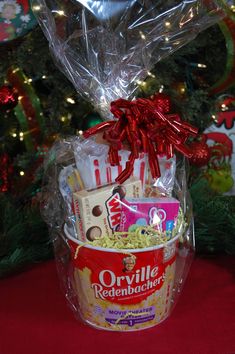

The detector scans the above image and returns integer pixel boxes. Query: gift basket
[32,0,227,331]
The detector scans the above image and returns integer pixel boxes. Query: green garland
[0,194,52,278]
[190,179,235,255]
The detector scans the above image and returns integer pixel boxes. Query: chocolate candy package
[34,0,228,331]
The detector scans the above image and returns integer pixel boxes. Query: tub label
[69,239,178,331]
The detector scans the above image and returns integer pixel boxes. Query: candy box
[120,197,180,237]
[73,178,142,242]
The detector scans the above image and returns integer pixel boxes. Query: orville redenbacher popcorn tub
[65,226,185,331]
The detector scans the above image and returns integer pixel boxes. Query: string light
[197,63,207,68]
[42,75,47,79]
[211,114,217,122]
[33,5,41,11]
[20,171,25,176]
[165,36,170,42]
[221,103,228,111]
[78,130,83,135]
[139,31,146,40]
[18,96,23,101]
[60,116,66,122]
[147,71,156,78]
[19,132,24,141]
[52,10,65,16]
[136,80,146,87]
[165,21,171,28]
[66,97,76,104]
[159,85,164,93]
[231,5,235,12]
[24,79,33,84]
[12,133,17,138]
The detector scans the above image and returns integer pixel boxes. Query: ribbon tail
[83,121,114,138]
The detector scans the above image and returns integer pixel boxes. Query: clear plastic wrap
[32,0,225,117]
[34,0,227,331]
[42,136,194,331]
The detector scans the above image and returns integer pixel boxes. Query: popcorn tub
[65,227,181,331]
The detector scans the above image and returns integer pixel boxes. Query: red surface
[0,256,235,354]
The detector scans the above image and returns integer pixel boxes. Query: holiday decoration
[189,137,211,167]
[0,0,37,43]
[81,112,103,131]
[84,97,198,184]
[190,178,235,254]
[150,92,171,113]
[0,195,52,278]
[189,131,234,193]
[0,84,18,111]
[206,167,234,193]
[209,17,235,95]
[7,67,45,151]
[205,97,235,194]
[0,153,13,192]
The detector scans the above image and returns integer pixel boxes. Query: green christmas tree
[0,3,235,277]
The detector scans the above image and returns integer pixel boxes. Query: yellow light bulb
[33,5,41,11]
[66,97,75,104]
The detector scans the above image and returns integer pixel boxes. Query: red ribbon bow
[83,97,198,184]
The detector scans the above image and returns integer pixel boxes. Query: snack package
[73,178,142,241]
[120,197,180,238]
[34,0,227,331]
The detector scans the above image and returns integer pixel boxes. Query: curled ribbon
[83,98,198,184]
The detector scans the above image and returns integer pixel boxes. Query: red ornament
[150,92,171,113]
[0,85,18,112]
[189,138,211,167]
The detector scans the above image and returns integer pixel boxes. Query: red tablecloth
[0,256,235,354]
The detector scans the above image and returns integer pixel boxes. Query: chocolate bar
[73,178,143,242]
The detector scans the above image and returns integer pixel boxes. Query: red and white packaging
[73,178,143,242]
[73,140,147,190]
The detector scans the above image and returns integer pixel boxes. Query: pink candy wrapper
[120,198,180,238]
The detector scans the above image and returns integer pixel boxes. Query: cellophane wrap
[42,136,195,331]
[32,0,225,118]
[34,0,227,330]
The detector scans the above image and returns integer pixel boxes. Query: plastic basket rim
[64,224,181,254]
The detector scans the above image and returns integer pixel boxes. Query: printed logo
[105,192,122,231]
